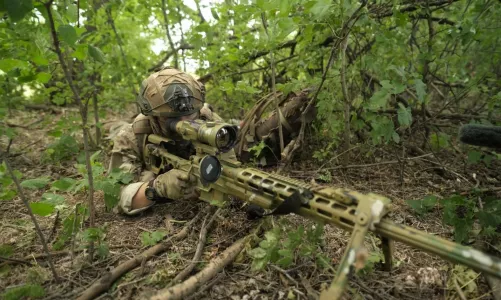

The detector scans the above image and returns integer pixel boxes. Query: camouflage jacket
[107,104,223,215]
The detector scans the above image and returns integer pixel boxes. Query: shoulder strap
[132,114,151,169]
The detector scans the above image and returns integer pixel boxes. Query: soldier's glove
[153,169,197,200]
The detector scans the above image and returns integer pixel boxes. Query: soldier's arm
[107,123,156,215]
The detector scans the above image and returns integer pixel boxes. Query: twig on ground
[111,275,148,296]
[71,203,80,268]
[453,275,468,300]
[170,208,222,285]
[352,277,395,300]
[0,245,140,268]
[151,221,263,300]
[296,153,433,172]
[299,274,319,300]
[315,146,359,173]
[185,274,224,300]
[270,265,299,286]
[76,208,207,300]
[48,210,60,242]
[0,256,33,265]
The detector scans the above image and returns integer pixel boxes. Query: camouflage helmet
[136,67,205,117]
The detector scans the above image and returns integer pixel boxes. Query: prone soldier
[107,67,312,215]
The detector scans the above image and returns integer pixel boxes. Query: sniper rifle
[141,119,501,299]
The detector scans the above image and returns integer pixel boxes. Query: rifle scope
[168,119,238,152]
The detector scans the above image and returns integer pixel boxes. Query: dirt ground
[1,107,500,300]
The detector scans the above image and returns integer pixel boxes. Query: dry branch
[0,245,140,268]
[148,44,194,72]
[76,209,206,300]
[161,0,178,69]
[170,208,222,284]
[325,153,433,170]
[150,232,254,300]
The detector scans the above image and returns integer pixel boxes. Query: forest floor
[1,107,500,300]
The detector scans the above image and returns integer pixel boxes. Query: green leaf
[249,247,267,259]
[58,25,78,46]
[31,55,48,66]
[315,253,331,270]
[82,227,104,242]
[72,44,88,60]
[259,240,271,249]
[397,103,412,128]
[430,132,450,151]
[88,45,106,62]
[90,150,101,164]
[279,0,289,16]
[309,0,331,19]
[30,202,55,216]
[5,0,33,22]
[264,230,278,243]
[2,284,45,300]
[477,211,501,228]
[0,190,17,201]
[36,72,51,84]
[210,7,219,20]
[104,193,119,211]
[151,231,166,242]
[406,195,437,215]
[51,178,76,191]
[118,173,133,184]
[0,265,10,278]
[0,244,13,257]
[251,258,268,270]
[0,59,29,72]
[392,132,400,143]
[454,220,472,243]
[97,243,109,258]
[66,4,78,23]
[467,150,482,164]
[140,231,166,246]
[41,193,65,206]
[21,177,50,189]
[414,79,426,102]
[483,154,494,166]
[276,255,293,267]
[369,89,389,109]
[278,249,293,257]
[277,18,295,37]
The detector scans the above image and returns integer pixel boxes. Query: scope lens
[215,128,231,149]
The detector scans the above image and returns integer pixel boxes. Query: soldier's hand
[153,169,197,200]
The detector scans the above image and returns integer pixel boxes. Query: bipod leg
[319,207,373,299]
[381,236,394,272]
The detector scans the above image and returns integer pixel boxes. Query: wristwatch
[145,180,160,201]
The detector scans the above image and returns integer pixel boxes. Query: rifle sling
[265,190,303,216]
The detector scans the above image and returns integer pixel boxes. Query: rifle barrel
[376,219,501,278]
[147,142,501,280]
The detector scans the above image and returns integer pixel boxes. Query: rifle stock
[143,127,501,299]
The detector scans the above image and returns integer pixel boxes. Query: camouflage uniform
[107,103,223,215]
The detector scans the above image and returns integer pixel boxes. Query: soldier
[108,67,222,215]
[108,67,314,215]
